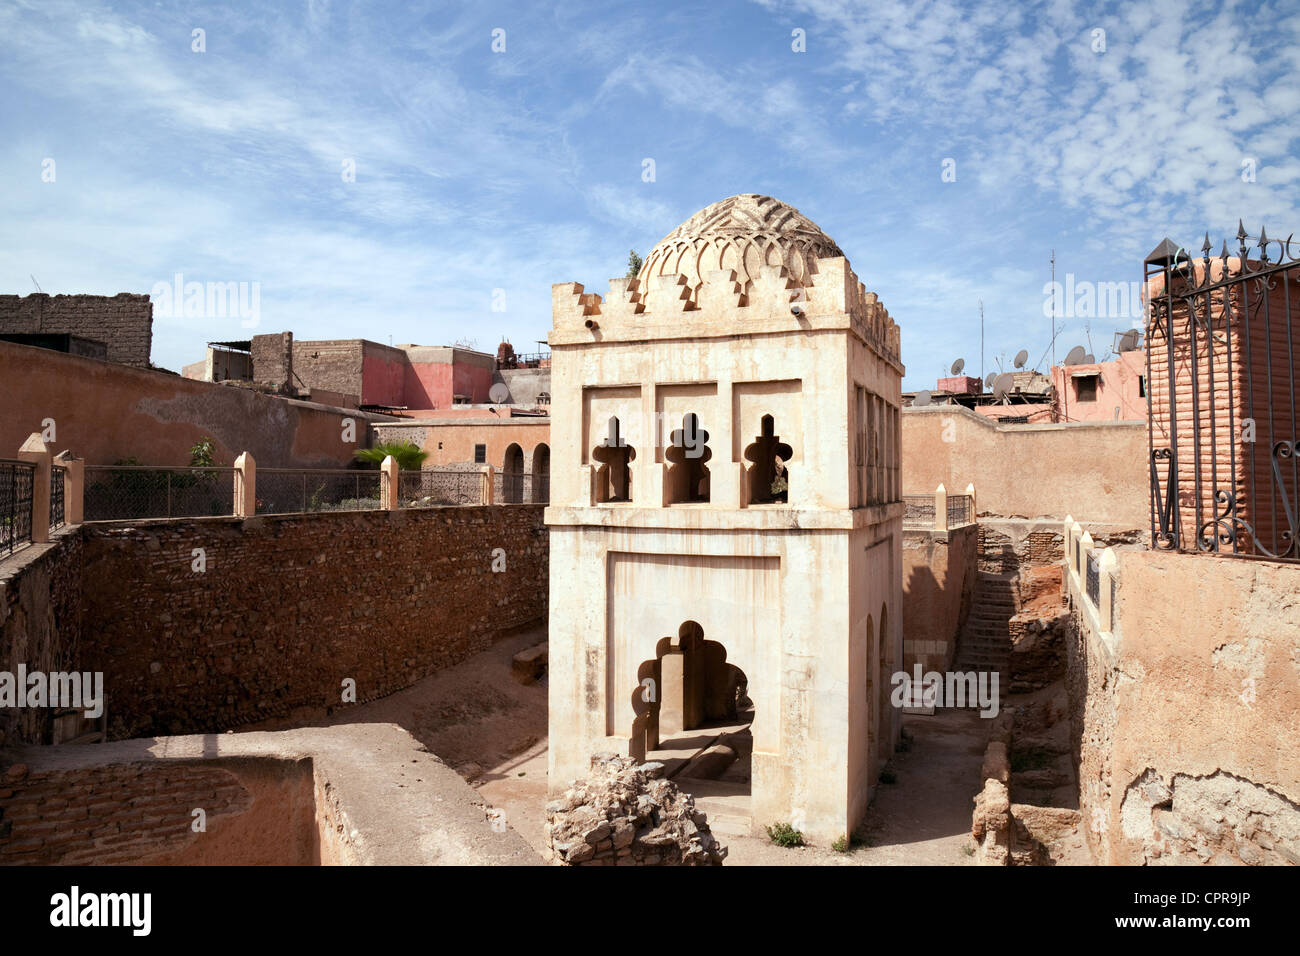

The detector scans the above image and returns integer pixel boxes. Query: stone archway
[502,443,524,503]
[532,443,550,503]
[630,621,752,798]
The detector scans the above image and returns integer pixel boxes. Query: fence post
[934,482,947,533]
[18,434,51,544]
[54,450,84,525]
[233,452,256,517]
[1069,520,1083,576]
[1098,547,1117,632]
[965,482,976,520]
[381,456,399,510]
[481,464,495,505]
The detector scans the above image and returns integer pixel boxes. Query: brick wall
[0,294,152,367]
[0,531,84,748]
[293,339,365,399]
[251,331,293,391]
[77,506,548,738]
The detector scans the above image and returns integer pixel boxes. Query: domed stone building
[545,194,904,844]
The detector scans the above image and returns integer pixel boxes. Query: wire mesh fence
[255,469,382,515]
[1,459,35,555]
[1086,551,1101,607]
[49,466,65,531]
[84,466,236,521]
[946,494,974,528]
[399,469,482,507]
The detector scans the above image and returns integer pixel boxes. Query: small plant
[831,835,850,853]
[879,768,897,784]
[766,822,805,847]
[962,844,976,857]
[354,440,428,471]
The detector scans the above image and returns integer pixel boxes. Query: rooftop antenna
[1050,250,1056,368]
[30,275,42,293]
[979,299,984,386]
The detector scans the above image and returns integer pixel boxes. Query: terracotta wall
[1070,548,1300,865]
[902,405,1147,526]
[374,417,550,471]
[901,524,978,673]
[1052,351,1146,424]
[1,340,375,467]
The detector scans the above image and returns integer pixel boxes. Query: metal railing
[49,465,65,531]
[1086,551,1100,607]
[399,469,481,507]
[494,471,549,504]
[256,468,382,515]
[947,494,974,528]
[1,459,35,555]
[84,466,237,521]
[1147,224,1300,562]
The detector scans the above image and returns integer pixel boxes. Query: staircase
[955,571,1017,698]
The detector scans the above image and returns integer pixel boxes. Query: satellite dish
[1013,349,1029,369]
[992,373,1014,401]
[985,372,996,388]
[1083,353,1095,364]
[1064,345,1087,366]
[914,390,932,407]
[489,383,510,404]
[1118,329,1140,352]
[950,358,965,376]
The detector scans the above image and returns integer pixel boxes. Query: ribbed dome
[638,194,844,297]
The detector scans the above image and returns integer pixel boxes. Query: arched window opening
[744,414,793,504]
[592,416,635,503]
[666,413,711,503]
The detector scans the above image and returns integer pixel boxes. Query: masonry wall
[901,523,978,673]
[0,339,380,467]
[0,294,152,368]
[74,506,547,738]
[902,404,1148,526]
[1072,549,1300,865]
[0,530,84,748]
[375,418,550,471]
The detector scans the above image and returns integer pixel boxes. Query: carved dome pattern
[638,194,845,300]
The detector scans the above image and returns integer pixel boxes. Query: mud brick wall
[0,293,152,367]
[292,339,366,399]
[77,506,548,738]
[0,531,85,748]
[251,331,293,391]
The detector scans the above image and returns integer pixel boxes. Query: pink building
[1051,350,1146,423]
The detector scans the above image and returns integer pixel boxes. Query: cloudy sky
[2,0,1298,388]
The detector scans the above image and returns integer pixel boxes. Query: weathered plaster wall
[902,404,1148,525]
[1,340,378,467]
[902,523,978,673]
[1073,549,1300,865]
[374,417,550,470]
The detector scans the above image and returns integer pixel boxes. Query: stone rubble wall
[0,293,152,368]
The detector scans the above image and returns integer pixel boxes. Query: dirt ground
[245,625,1000,864]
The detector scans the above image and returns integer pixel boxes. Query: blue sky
[2,0,1298,389]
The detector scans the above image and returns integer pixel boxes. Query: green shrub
[766,822,805,847]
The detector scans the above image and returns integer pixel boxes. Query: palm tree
[354,440,428,471]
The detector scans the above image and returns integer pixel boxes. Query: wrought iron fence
[50,465,65,531]
[493,471,549,504]
[256,468,382,515]
[399,469,482,507]
[947,494,974,528]
[1146,224,1300,562]
[1,459,35,556]
[1086,552,1100,607]
[84,466,236,521]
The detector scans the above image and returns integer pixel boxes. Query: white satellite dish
[1064,345,1087,366]
[1013,349,1029,369]
[992,373,1014,401]
[951,358,965,376]
[914,390,932,407]
[489,383,510,404]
